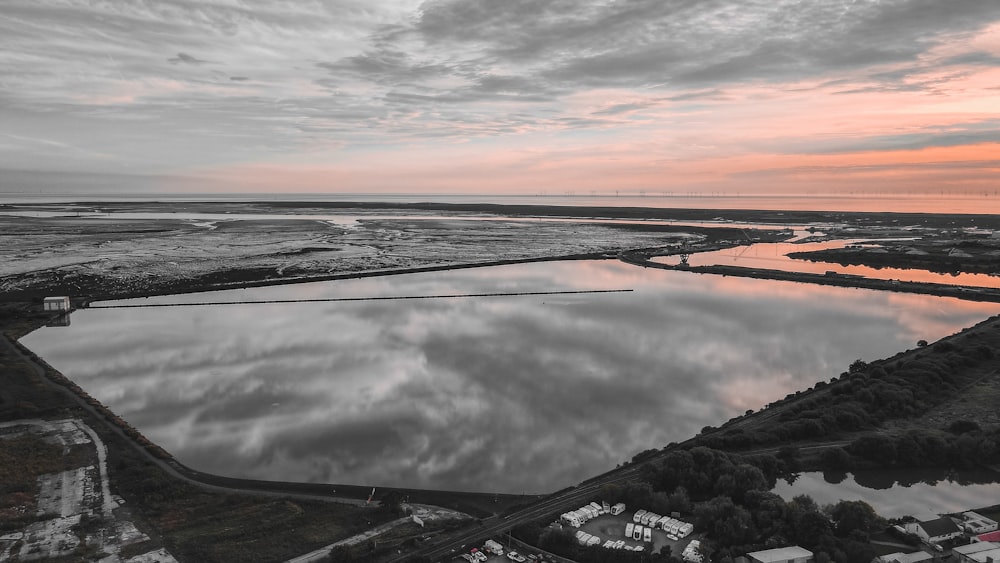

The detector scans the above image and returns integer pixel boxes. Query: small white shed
[43,296,71,311]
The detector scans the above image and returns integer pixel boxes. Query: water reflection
[21,261,1000,493]
[651,240,1000,288]
[773,469,1000,517]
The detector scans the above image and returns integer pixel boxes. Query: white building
[43,296,71,311]
[954,542,1000,563]
[877,551,933,563]
[746,546,814,563]
[964,512,1000,535]
[905,516,963,544]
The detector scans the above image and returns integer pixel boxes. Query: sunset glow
[3,1,1000,197]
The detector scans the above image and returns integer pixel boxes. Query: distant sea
[3,192,1000,214]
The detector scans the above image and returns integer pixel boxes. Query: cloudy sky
[2,0,1000,195]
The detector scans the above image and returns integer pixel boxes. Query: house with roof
[745,546,813,563]
[905,515,963,544]
[964,512,1000,535]
[876,551,933,563]
[954,541,1000,563]
[43,296,71,311]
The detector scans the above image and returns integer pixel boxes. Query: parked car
[507,551,526,562]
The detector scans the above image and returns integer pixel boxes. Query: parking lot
[577,514,695,555]
[451,510,699,563]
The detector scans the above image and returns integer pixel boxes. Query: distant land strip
[88,289,634,308]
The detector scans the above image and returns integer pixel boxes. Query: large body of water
[22,260,1000,494]
[4,192,1000,214]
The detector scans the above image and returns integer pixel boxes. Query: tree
[666,487,692,515]
[948,420,981,435]
[829,500,883,539]
[538,526,575,553]
[819,447,852,470]
[695,496,755,546]
[379,490,406,516]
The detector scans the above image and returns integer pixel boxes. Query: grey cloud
[591,101,657,116]
[300,0,1000,139]
[168,52,210,65]
[5,0,1000,176]
[415,0,1000,88]
[759,121,1000,155]
[939,52,1000,67]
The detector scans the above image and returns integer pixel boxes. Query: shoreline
[621,251,1000,303]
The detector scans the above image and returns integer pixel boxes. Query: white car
[507,551,526,563]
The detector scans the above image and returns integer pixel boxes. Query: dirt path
[285,504,468,563]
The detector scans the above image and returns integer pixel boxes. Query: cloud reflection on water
[22,261,1000,493]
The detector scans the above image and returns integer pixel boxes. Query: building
[905,516,963,544]
[954,541,1000,563]
[876,551,933,563]
[43,296,71,311]
[746,546,814,563]
[977,531,1000,543]
[964,512,1000,535]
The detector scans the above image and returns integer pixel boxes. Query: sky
[2,0,1000,196]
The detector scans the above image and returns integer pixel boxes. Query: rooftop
[918,517,961,537]
[747,546,814,562]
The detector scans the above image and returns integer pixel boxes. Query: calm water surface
[22,261,1000,493]
[652,240,1000,288]
[774,469,1000,517]
[4,193,1000,214]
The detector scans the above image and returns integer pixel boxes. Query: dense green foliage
[513,446,880,562]
[695,321,1000,453]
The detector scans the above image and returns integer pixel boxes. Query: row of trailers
[574,531,642,552]
[632,509,694,539]
[559,501,626,528]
